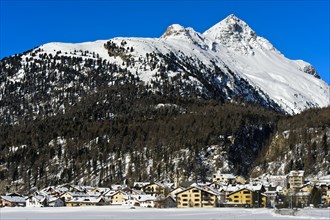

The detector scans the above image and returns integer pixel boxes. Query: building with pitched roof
[176,185,219,208]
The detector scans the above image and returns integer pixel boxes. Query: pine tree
[309,186,322,207]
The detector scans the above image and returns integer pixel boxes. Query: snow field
[1,207,329,220]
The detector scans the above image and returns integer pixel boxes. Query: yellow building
[318,185,330,206]
[287,170,304,189]
[235,176,246,184]
[142,182,166,196]
[294,183,313,207]
[60,192,74,202]
[299,183,313,193]
[212,173,236,184]
[176,186,218,208]
[104,190,127,205]
[60,192,90,202]
[226,188,266,208]
[326,189,330,205]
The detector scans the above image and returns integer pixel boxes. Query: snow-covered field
[1,206,329,220]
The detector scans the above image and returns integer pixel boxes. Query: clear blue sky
[1,0,329,84]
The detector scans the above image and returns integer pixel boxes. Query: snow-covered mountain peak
[203,14,279,55]
[161,24,208,50]
[204,14,255,41]
[220,14,252,31]
[161,24,186,38]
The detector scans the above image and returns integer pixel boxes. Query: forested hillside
[0,82,282,192]
[251,107,330,177]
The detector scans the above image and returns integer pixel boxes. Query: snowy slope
[21,14,330,114]
[203,14,329,114]
[2,206,330,220]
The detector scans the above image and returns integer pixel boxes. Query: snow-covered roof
[176,184,219,196]
[264,190,277,195]
[221,184,243,192]
[92,187,111,193]
[111,184,126,190]
[288,170,304,177]
[68,192,90,197]
[28,195,47,202]
[296,192,310,197]
[62,191,100,198]
[44,186,68,193]
[103,190,127,197]
[213,172,236,179]
[68,197,103,204]
[133,182,150,188]
[143,182,167,189]
[128,194,156,202]
[223,183,264,193]
[163,183,175,188]
[139,197,156,202]
[1,196,26,203]
[86,192,101,197]
[316,175,330,184]
[168,187,185,197]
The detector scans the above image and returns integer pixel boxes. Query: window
[234,196,239,198]
[182,199,187,202]
[194,194,200,197]
[195,199,200,202]
[182,203,188,206]
[243,191,250,194]
[245,196,250,198]
[192,190,199,193]
[234,200,239,202]
[182,194,188,197]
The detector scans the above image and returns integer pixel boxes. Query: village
[1,170,330,209]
